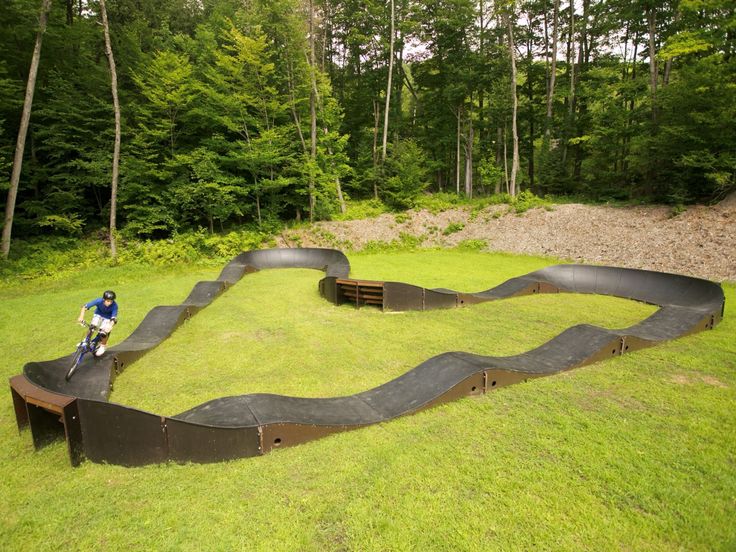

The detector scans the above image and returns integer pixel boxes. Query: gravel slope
[280,200,736,282]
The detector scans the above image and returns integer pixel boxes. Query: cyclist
[77,290,118,357]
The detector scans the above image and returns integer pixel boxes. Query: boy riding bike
[78,290,118,357]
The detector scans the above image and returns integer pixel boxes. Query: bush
[361,232,426,253]
[332,199,389,221]
[456,239,487,251]
[117,228,274,266]
[0,228,277,287]
[0,236,109,284]
[442,222,465,235]
[511,190,551,214]
[413,192,467,214]
[381,140,431,209]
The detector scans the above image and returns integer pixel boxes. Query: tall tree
[381,0,395,163]
[99,0,121,259]
[646,4,658,125]
[309,0,317,221]
[545,0,559,137]
[2,0,52,259]
[506,6,520,197]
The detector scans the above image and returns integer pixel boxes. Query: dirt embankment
[278,199,736,282]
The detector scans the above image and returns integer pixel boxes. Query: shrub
[413,192,466,214]
[0,236,108,284]
[381,140,431,209]
[361,232,425,253]
[511,190,551,214]
[332,199,389,221]
[442,222,465,235]
[456,239,487,251]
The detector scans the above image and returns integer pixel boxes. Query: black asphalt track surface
[10,248,726,466]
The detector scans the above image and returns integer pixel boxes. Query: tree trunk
[465,112,473,198]
[2,0,52,260]
[308,0,317,222]
[99,0,121,259]
[647,7,658,125]
[323,128,346,214]
[507,13,519,197]
[503,124,509,194]
[395,19,404,141]
[664,11,680,86]
[622,34,639,180]
[478,0,486,181]
[543,0,549,100]
[495,126,503,194]
[456,106,462,195]
[372,100,380,199]
[286,60,307,152]
[381,0,395,163]
[545,0,559,138]
[561,0,574,166]
[527,17,535,189]
[572,0,588,182]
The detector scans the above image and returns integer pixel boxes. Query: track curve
[9,248,725,466]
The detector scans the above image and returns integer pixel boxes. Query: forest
[0,0,734,257]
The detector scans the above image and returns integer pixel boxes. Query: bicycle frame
[65,321,103,381]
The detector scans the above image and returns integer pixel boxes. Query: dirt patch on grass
[279,199,736,282]
[575,387,648,412]
[670,373,729,388]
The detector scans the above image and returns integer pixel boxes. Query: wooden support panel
[336,278,384,288]
[484,369,539,391]
[27,403,65,450]
[260,423,359,454]
[167,420,261,463]
[63,400,84,467]
[10,383,29,431]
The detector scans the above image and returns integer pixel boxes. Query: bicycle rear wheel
[65,346,85,381]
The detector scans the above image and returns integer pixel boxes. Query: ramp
[8,248,725,466]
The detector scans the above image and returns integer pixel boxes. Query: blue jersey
[85,298,118,320]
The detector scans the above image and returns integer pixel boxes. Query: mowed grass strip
[0,250,734,551]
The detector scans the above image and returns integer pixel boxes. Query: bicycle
[65,321,103,381]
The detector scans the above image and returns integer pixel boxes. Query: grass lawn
[0,250,734,551]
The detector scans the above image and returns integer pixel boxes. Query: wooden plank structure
[335,279,385,307]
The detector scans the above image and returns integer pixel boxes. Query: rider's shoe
[95,345,106,357]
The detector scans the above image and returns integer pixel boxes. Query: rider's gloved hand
[111,317,117,325]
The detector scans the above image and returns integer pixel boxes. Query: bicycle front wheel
[65,346,85,381]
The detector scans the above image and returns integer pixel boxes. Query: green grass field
[1,250,734,551]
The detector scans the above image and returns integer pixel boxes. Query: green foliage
[511,190,551,214]
[380,139,431,209]
[456,239,487,251]
[670,204,687,217]
[331,199,390,221]
[36,214,84,235]
[442,221,465,235]
[412,192,469,213]
[0,236,109,284]
[362,231,426,253]
[116,228,274,266]
[1,0,735,258]
[478,155,505,192]
[0,228,275,285]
